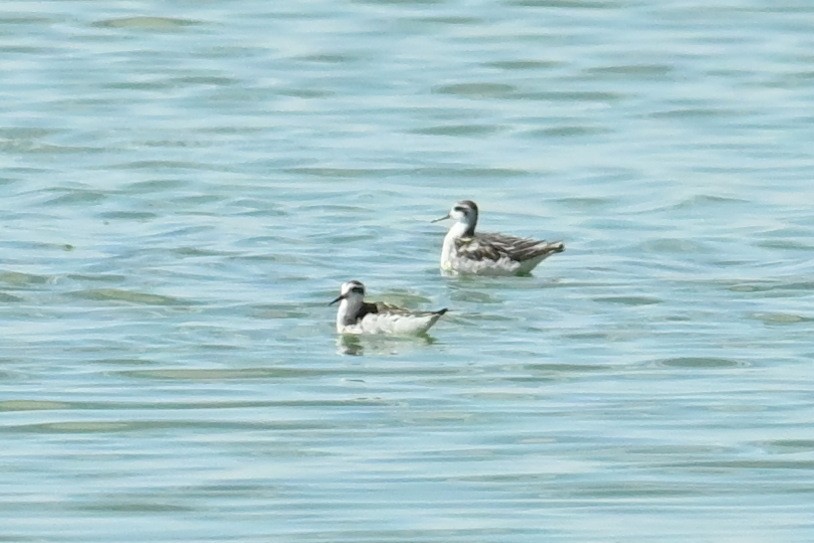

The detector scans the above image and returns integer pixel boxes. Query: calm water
[2,1,813,541]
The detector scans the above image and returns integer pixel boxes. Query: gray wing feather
[456,233,564,262]
[373,302,447,317]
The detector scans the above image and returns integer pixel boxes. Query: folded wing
[456,233,564,262]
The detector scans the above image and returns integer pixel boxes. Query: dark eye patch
[351,286,364,294]
[453,206,465,212]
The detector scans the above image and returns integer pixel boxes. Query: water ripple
[91,17,203,31]
[68,289,193,306]
[650,357,747,369]
[432,83,517,98]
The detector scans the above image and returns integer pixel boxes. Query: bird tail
[546,241,565,254]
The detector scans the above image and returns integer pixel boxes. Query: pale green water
[2,1,813,541]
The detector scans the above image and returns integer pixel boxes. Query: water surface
[2,1,813,541]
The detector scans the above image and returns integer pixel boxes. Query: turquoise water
[2,1,813,541]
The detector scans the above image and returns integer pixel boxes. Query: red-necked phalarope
[433,200,564,276]
[329,280,448,335]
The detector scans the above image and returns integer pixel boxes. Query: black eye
[453,206,465,212]
[351,286,364,294]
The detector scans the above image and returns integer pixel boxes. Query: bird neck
[336,297,364,326]
[449,219,475,238]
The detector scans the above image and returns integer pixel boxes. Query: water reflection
[336,334,364,356]
[335,333,437,356]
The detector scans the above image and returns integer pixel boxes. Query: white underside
[337,312,442,335]
[441,253,548,276]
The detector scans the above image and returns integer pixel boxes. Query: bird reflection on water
[336,333,437,356]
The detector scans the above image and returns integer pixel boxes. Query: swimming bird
[433,200,564,276]
[329,280,448,335]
